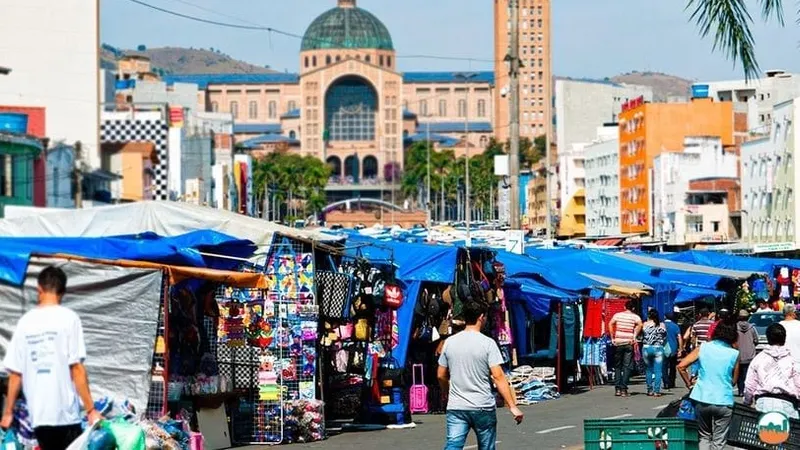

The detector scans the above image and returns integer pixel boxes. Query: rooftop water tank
[0,113,28,134]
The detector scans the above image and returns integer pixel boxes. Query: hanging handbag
[383,283,404,310]
[317,270,353,319]
[354,318,370,341]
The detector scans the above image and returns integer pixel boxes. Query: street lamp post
[455,72,478,246]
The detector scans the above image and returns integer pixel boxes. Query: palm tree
[688,0,785,79]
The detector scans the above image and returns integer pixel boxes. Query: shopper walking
[641,310,667,396]
[438,301,523,450]
[678,322,740,450]
[609,300,642,397]
[662,312,683,390]
[736,309,759,397]
[1,266,101,450]
[684,308,714,351]
[779,304,800,364]
[744,323,800,419]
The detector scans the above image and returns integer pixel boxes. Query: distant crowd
[609,301,800,450]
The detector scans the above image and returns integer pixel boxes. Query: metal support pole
[456,72,478,245]
[509,0,521,230]
[427,121,432,236]
[544,0,553,240]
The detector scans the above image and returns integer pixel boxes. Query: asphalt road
[267,378,689,450]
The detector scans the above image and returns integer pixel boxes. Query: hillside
[611,71,693,102]
[101,44,277,75]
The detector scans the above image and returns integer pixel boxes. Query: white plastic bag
[65,422,100,450]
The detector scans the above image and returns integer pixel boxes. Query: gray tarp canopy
[0,257,162,412]
[0,201,341,246]
[613,252,763,280]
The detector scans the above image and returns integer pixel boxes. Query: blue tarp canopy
[525,248,679,316]
[675,285,726,305]
[0,231,256,286]
[656,250,792,274]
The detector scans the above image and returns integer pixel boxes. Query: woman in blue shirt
[677,321,740,450]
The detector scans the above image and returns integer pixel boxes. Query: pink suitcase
[409,364,429,414]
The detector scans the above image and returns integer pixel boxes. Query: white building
[653,136,737,245]
[555,78,652,161]
[741,99,800,253]
[584,134,620,237]
[698,70,800,132]
[0,0,100,168]
[559,124,617,221]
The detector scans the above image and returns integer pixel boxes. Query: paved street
[278,379,687,449]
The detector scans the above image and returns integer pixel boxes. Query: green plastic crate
[584,418,699,450]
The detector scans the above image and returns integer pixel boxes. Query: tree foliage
[252,151,330,220]
[687,0,786,80]
[401,136,540,218]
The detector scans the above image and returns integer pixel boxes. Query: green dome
[301,3,394,51]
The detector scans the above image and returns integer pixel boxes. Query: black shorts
[34,424,83,450]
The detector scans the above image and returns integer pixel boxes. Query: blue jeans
[444,409,497,450]
[643,345,664,394]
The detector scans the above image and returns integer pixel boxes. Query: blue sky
[102,0,800,81]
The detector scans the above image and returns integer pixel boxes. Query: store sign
[621,96,645,112]
[691,84,710,99]
[506,230,525,254]
[758,412,790,445]
[753,242,796,254]
[169,107,184,128]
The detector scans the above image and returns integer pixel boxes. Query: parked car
[749,311,784,350]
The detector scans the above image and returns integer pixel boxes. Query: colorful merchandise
[282,400,324,444]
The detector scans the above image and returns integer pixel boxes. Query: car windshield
[750,314,783,327]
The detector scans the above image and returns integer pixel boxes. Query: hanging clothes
[584,299,604,338]
[580,336,609,367]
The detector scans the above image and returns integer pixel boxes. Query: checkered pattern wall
[101,119,169,200]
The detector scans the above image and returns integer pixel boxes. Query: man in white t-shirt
[780,304,800,365]
[1,266,101,450]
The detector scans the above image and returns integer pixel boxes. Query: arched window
[458,99,467,118]
[379,55,385,66]
[387,56,392,67]
[479,136,488,148]
[365,55,371,63]
[356,54,361,60]
[289,130,297,140]
[288,100,297,111]
[344,155,360,182]
[325,76,377,141]
[304,56,309,68]
[477,99,486,117]
[420,100,428,116]
[326,156,342,177]
[268,101,277,119]
[312,56,317,67]
[336,55,341,62]
[363,155,378,179]
[326,55,332,65]
[438,99,447,117]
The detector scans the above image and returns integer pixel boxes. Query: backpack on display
[409,364,429,414]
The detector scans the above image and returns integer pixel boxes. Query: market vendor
[1,266,102,450]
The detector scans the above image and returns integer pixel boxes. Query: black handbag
[317,271,353,319]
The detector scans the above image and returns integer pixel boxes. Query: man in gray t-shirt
[438,301,523,450]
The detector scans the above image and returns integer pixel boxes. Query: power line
[122,0,501,65]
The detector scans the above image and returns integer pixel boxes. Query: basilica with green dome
[167,0,498,202]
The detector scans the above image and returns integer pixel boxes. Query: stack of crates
[584,418,699,450]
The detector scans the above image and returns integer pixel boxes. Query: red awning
[595,238,623,247]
